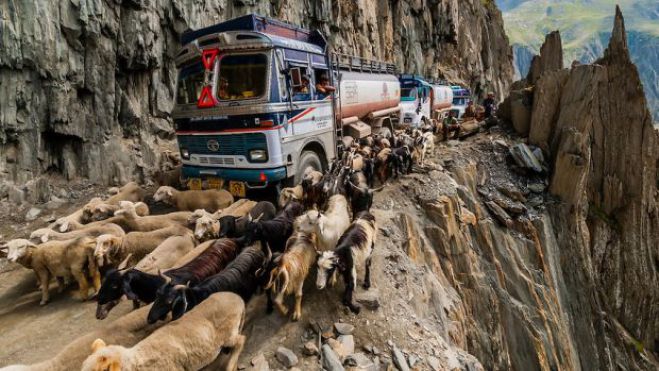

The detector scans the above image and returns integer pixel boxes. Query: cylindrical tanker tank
[431,84,453,111]
[337,71,400,120]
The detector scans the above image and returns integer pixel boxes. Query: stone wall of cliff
[500,6,659,369]
[0,0,513,189]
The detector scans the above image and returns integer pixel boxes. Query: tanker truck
[398,75,453,128]
[172,14,400,196]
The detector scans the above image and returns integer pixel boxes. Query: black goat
[391,146,413,176]
[150,246,271,321]
[95,268,165,319]
[218,201,277,238]
[243,200,304,259]
[347,171,384,215]
[316,211,377,314]
[147,238,245,323]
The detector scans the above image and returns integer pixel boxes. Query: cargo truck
[398,75,453,128]
[172,14,400,196]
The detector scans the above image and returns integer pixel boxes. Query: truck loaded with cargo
[398,75,453,129]
[172,14,449,195]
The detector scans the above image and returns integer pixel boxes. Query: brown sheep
[29,223,125,244]
[278,185,303,209]
[153,186,234,212]
[94,225,190,268]
[4,237,100,305]
[266,231,317,321]
[114,201,192,231]
[0,305,165,371]
[82,292,246,371]
[82,201,149,223]
[105,181,146,204]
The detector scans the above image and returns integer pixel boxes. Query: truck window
[218,54,267,100]
[176,63,205,105]
[291,67,311,102]
[314,69,333,100]
[401,87,417,101]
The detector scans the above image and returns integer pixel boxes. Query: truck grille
[178,133,267,157]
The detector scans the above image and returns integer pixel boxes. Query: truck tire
[294,151,323,185]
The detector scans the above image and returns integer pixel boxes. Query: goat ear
[171,294,188,321]
[117,254,132,271]
[91,338,107,353]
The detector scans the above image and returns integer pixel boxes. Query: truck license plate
[228,181,246,198]
[207,177,224,190]
[188,178,202,190]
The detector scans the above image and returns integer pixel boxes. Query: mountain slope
[499,0,659,122]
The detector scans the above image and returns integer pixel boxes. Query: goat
[30,223,125,243]
[0,305,166,371]
[391,145,413,176]
[375,147,393,185]
[296,195,350,252]
[148,246,267,323]
[153,186,233,212]
[278,184,303,209]
[95,234,196,319]
[83,292,245,371]
[266,231,317,321]
[193,199,258,240]
[94,225,190,269]
[95,237,213,320]
[147,237,246,323]
[4,237,100,305]
[413,131,435,166]
[243,200,304,260]
[218,201,277,238]
[316,211,377,314]
[347,172,384,214]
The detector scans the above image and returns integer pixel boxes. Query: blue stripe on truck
[182,165,287,183]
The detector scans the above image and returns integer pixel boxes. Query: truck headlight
[249,149,267,162]
[181,148,190,159]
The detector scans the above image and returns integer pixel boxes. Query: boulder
[275,346,298,368]
[322,344,345,371]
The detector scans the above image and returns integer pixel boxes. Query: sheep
[265,231,317,321]
[148,246,266,323]
[278,184,303,209]
[243,200,305,260]
[193,199,258,240]
[4,237,100,305]
[105,181,146,204]
[52,197,103,232]
[218,201,277,238]
[30,223,125,243]
[316,211,377,314]
[0,305,166,371]
[95,234,196,320]
[114,201,192,231]
[147,237,246,323]
[94,225,190,269]
[82,201,149,223]
[153,185,234,212]
[83,292,246,371]
[296,194,350,252]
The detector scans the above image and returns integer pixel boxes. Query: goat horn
[348,180,368,192]
[253,213,264,222]
[117,254,132,271]
[158,269,172,284]
[372,185,385,192]
[172,284,187,291]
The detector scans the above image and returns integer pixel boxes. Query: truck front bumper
[182,165,288,184]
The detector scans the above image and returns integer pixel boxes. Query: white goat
[295,194,350,251]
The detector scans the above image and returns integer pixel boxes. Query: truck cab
[172,15,337,195]
[398,75,432,128]
[450,86,472,119]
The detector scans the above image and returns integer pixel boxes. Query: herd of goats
[0,127,437,370]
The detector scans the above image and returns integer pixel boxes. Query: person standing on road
[442,111,460,141]
[483,92,497,118]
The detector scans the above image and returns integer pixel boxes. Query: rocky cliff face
[499,6,659,369]
[0,0,513,191]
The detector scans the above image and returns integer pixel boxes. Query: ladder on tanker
[329,53,397,149]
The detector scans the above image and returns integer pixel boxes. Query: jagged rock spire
[526,30,563,84]
[601,5,631,64]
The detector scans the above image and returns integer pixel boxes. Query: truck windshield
[218,53,267,100]
[401,87,417,100]
[176,63,205,105]
[453,97,468,105]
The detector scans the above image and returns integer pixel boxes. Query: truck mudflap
[182,165,287,186]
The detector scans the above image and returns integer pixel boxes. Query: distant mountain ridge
[499,0,659,122]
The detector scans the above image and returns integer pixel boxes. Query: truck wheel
[294,151,323,185]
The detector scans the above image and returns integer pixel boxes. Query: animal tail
[265,266,280,291]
